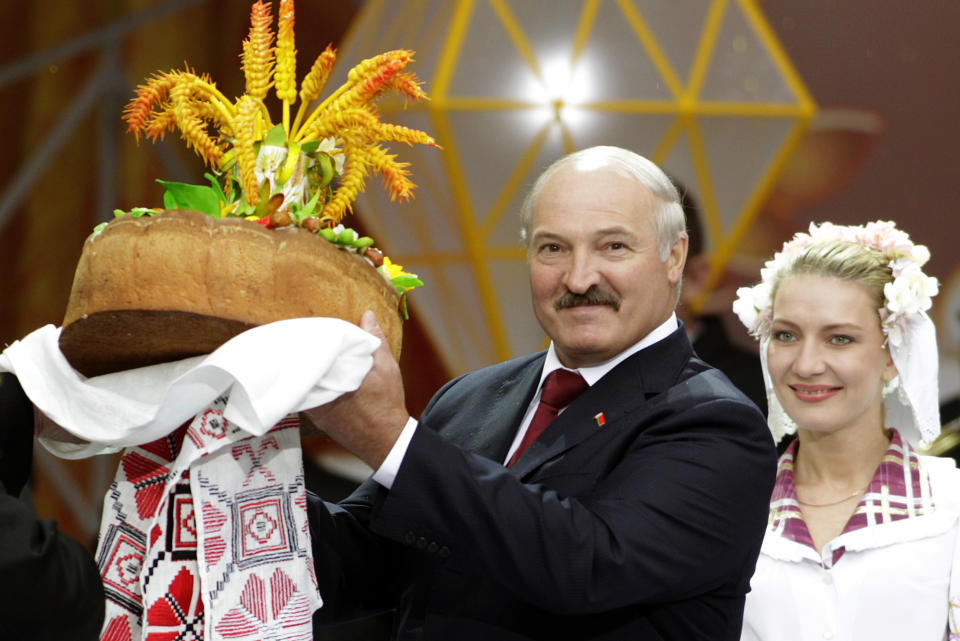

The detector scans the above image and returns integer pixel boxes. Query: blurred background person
[675,182,767,415]
[0,372,105,641]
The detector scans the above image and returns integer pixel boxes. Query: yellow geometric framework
[332,0,816,376]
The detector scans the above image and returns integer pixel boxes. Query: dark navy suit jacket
[309,325,777,640]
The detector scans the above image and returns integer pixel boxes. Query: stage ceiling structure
[331,0,816,375]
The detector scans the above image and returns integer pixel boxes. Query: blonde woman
[733,221,960,640]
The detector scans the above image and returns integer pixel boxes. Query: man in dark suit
[306,146,777,640]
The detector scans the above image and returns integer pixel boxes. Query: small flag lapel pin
[594,412,606,427]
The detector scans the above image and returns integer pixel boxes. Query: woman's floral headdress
[732,220,941,446]
[115,0,436,310]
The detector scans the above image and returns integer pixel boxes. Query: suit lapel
[463,354,544,463]
[511,326,692,478]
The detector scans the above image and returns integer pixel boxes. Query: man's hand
[301,310,410,469]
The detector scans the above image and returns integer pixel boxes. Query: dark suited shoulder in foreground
[0,372,105,641]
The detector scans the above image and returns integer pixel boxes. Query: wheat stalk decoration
[118,0,436,300]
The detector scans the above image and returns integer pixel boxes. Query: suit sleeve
[0,496,106,640]
[308,478,418,624]
[366,378,776,615]
[0,372,105,641]
[307,374,475,624]
[307,374,475,625]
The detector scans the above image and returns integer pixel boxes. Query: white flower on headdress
[885,263,938,315]
[733,283,773,337]
[860,220,914,257]
[811,221,858,245]
[910,243,931,267]
[882,262,939,348]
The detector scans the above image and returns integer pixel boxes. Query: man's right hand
[301,310,411,470]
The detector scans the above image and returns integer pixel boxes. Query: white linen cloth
[0,318,380,641]
[741,455,960,641]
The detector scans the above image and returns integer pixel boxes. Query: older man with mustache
[305,146,777,641]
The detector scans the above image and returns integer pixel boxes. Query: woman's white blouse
[742,449,960,641]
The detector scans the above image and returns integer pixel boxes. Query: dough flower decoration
[116,0,436,303]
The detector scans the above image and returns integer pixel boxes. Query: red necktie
[507,369,588,468]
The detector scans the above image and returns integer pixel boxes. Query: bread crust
[60,209,402,376]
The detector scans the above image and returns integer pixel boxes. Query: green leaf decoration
[219,152,237,173]
[112,207,156,219]
[300,140,320,154]
[157,179,221,217]
[299,186,322,219]
[250,180,274,218]
[287,204,306,225]
[263,123,287,147]
[391,275,424,292]
[203,172,227,200]
[231,188,255,216]
[315,153,335,187]
[223,174,240,206]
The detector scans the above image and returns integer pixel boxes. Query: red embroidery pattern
[95,399,320,640]
[101,615,134,641]
[232,437,281,486]
[122,452,172,520]
[215,569,313,640]
[201,503,228,566]
[145,566,205,641]
[187,408,229,448]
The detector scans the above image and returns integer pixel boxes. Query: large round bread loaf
[59,209,402,377]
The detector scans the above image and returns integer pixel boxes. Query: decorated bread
[59,0,435,376]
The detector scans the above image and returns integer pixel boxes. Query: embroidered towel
[0,318,379,640]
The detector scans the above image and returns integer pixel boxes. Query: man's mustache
[554,286,621,311]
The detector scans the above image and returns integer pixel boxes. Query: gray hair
[518,146,686,261]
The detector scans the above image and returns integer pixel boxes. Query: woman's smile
[788,383,842,403]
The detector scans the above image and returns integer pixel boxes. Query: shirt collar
[541,313,678,388]
[768,429,933,556]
